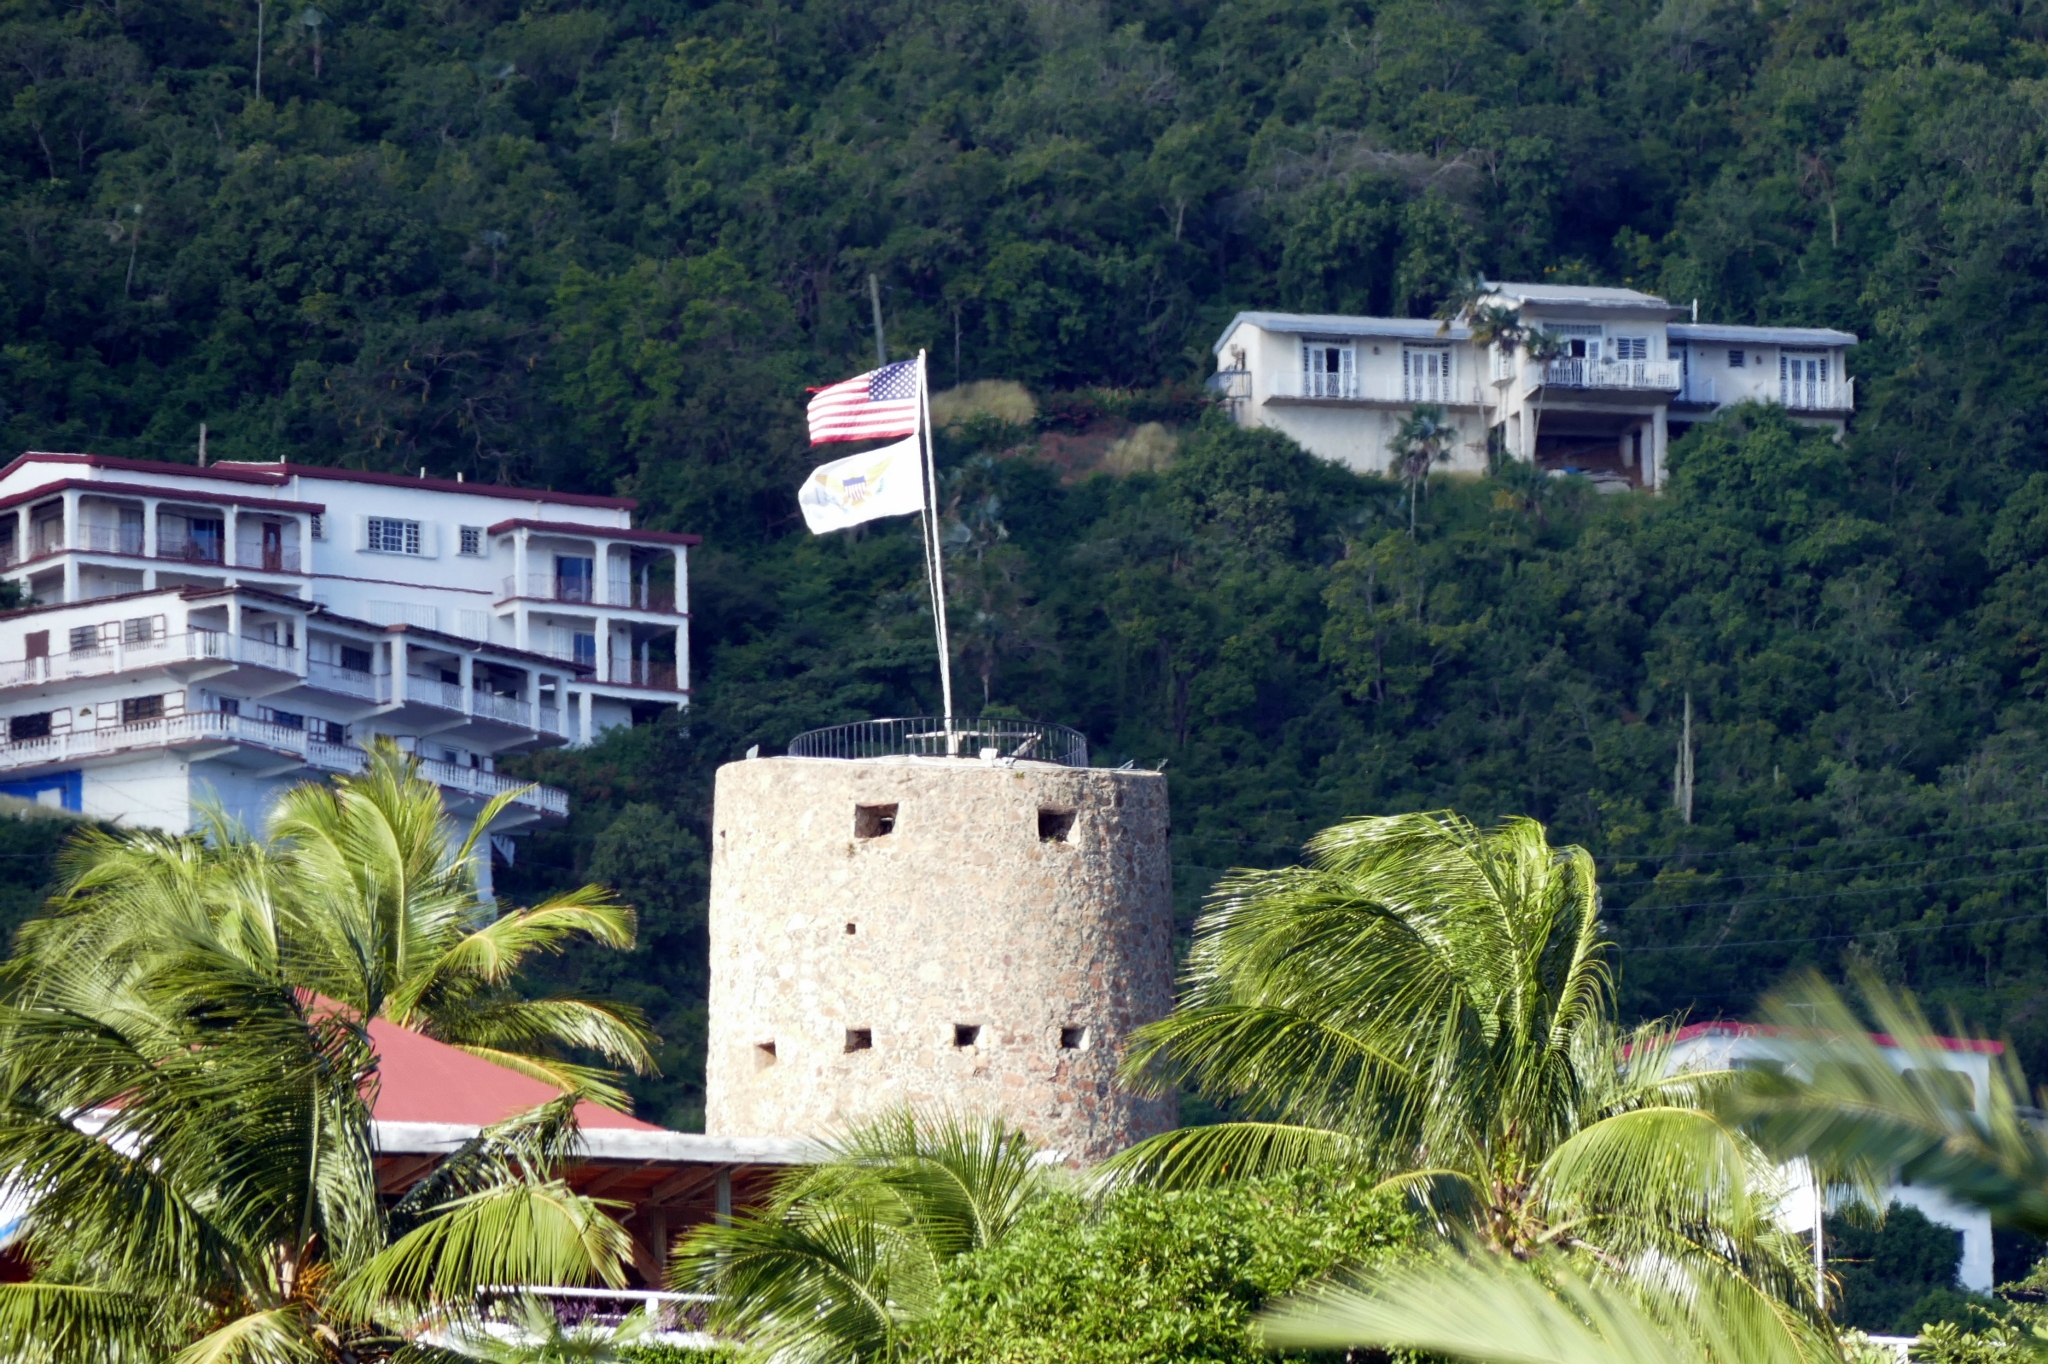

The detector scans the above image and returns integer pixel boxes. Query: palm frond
[1257,1246,1834,1364]
[0,1281,162,1362]
[334,1180,631,1324]
[1094,1119,1366,1190]
[170,1306,323,1364]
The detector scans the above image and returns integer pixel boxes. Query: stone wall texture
[704,755,1176,1163]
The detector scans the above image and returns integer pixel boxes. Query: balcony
[306,660,382,701]
[1279,375,1488,406]
[604,661,684,693]
[1782,378,1854,413]
[1535,359,1683,393]
[471,689,533,726]
[0,630,300,691]
[0,711,568,816]
[408,677,468,712]
[498,575,679,614]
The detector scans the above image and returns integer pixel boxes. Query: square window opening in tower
[753,1040,778,1070]
[1060,1025,1091,1051]
[845,1027,873,1053]
[855,803,898,838]
[1039,807,1076,843]
[953,1023,982,1048]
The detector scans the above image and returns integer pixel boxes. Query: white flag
[797,433,927,534]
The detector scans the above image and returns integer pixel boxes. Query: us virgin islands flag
[797,433,926,533]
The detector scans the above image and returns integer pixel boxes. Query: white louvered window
[1403,346,1453,402]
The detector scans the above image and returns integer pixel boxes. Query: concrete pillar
[675,623,690,698]
[142,498,159,558]
[513,528,529,600]
[390,635,409,706]
[1650,406,1670,490]
[459,653,475,716]
[226,596,242,650]
[578,688,594,745]
[223,505,240,582]
[596,616,612,684]
[59,490,79,601]
[674,547,688,615]
[294,512,312,596]
[524,667,539,732]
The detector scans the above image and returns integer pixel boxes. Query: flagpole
[917,350,957,750]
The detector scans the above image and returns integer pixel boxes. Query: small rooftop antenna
[1692,298,1699,323]
[197,422,207,467]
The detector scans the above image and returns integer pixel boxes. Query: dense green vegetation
[9,0,2048,1142]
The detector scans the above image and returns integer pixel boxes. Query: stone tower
[704,721,1176,1163]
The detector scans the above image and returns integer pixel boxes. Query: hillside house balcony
[497,574,679,614]
[1533,358,1683,394]
[0,625,299,691]
[1784,377,1854,412]
[1272,374,1489,406]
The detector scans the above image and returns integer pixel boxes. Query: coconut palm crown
[1104,812,1819,1337]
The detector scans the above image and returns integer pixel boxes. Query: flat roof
[1669,322,1859,347]
[1214,311,1470,355]
[5,453,641,513]
[488,517,700,547]
[1487,281,1678,310]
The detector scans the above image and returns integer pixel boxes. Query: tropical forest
[7,0,2048,1353]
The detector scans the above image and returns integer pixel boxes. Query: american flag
[807,360,921,444]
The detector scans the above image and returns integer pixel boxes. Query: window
[1301,342,1356,398]
[953,1024,982,1048]
[216,697,241,716]
[1059,1025,1091,1051]
[366,518,422,554]
[264,708,305,730]
[459,526,484,556]
[121,695,164,724]
[1728,349,1746,367]
[9,712,51,742]
[309,513,325,540]
[122,617,153,644]
[1038,807,1076,843]
[339,645,372,673]
[24,632,47,661]
[845,921,857,935]
[844,1028,873,1053]
[572,632,596,668]
[68,625,100,654]
[855,803,898,838]
[319,720,345,744]
[1613,337,1649,360]
[754,1040,778,1070]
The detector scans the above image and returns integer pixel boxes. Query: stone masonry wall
[704,755,1176,1163]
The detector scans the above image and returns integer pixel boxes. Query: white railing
[417,757,569,817]
[471,690,532,726]
[408,677,467,712]
[0,629,303,690]
[75,524,145,555]
[1288,376,1487,405]
[500,574,598,606]
[307,660,382,701]
[0,712,567,815]
[538,705,563,736]
[1537,359,1682,392]
[0,710,312,772]
[1782,377,1854,412]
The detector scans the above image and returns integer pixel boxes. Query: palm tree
[1390,404,1458,537]
[0,901,634,1359]
[17,743,655,1108]
[673,1109,1041,1362]
[1104,813,1821,1342]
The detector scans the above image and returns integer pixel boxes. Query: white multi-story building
[1211,283,1857,490]
[0,452,695,864]
[1664,1022,1997,1293]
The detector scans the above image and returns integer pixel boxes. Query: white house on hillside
[1211,283,1857,490]
[0,452,695,866]
[1664,1022,1996,1293]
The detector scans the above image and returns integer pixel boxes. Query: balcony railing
[1536,359,1682,392]
[1284,376,1488,406]
[306,660,381,701]
[75,524,145,555]
[407,677,468,712]
[0,630,300,690]
[499,575,680,613]
[470,690,531,726]
[0,711,567,815]
[607,660,682,692]
[1782,378,1854,412]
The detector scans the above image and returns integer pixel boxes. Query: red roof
[4,452,640,511]
[366,1015,659,1130]
[1667,1020,2004,1055]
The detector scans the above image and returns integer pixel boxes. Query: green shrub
[905,1171,1416,1363]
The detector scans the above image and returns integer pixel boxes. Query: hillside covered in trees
[6,0,2048,1126]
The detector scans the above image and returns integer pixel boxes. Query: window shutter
[418,522,438,557]
[355,515,370,550]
